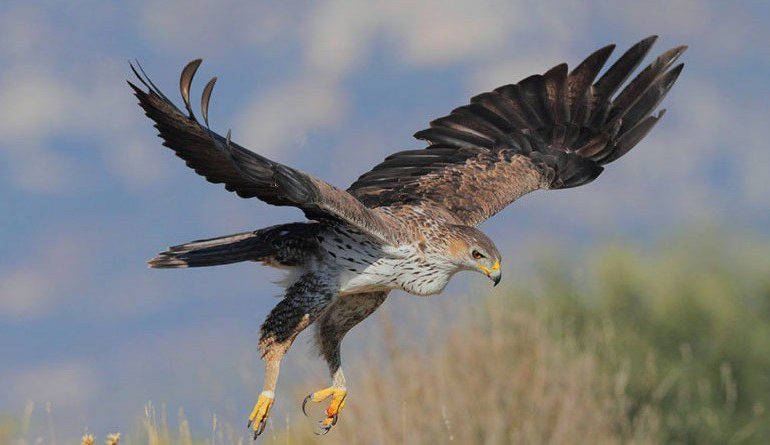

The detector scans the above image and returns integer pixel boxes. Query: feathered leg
[303,291,388,434]
[248,272,336,439]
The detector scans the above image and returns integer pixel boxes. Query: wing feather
[568,44,615,123]
[349,36,685,226]
[130,60,398,244]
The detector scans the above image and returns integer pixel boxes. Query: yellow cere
[479,260,500,276]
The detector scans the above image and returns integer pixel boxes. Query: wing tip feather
[180,59,203,119]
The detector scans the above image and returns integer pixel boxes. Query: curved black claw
[247,419,252,429]
[253,419,267,440]
[302,394,312,417]
[313,414,338,436]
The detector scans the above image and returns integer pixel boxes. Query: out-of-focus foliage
[513,229,770,444]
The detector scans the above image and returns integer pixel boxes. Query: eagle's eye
[472,250,485,260]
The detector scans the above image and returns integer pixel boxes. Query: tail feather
[148,231,270,269]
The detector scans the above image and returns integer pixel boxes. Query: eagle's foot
[301,387,347,435]
[247,392,274,439]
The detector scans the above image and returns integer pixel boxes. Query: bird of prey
[130,36,685,438]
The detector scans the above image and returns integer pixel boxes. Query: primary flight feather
[131,35,685,438]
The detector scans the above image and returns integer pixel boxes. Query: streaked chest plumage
[317,224,455,296]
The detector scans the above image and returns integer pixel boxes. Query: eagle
[130,36,685,438]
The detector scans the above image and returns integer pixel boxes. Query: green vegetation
[504,230,770,444]
[7,230,770,444]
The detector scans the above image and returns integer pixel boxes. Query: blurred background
[1,0,769,443]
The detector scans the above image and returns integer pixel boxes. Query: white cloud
[235,76,346,159]
[304,0,582,72]
[0,61,163,193]
[302,1,375,79]
[472,50,571,92]
[378,0,572,67]
[380,1,511,65]
[104,138,165,189]
[235,0,529,159]
[232,1,369,158]
[0,66,82,192]
[6,361,99,411]
[0,4,167,194]
[0,69,77,140]
[139,0,302,53]
[0,4,52,59]
[0,270,57,318]
[598,0,764,60]
[0,235,91,319]
[4,145,78,193]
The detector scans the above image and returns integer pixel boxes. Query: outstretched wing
[129,60,398,244]
[349,36,686,226]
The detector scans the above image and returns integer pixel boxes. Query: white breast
[336,250,455,296]
[337,258,400,295]
[319,226,457,297]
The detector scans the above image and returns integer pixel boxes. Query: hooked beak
[480,260,502,286]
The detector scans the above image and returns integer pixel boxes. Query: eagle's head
[446,225,502,286]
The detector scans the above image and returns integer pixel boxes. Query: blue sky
[1,0,769,439]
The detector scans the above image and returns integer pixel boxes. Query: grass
[6,229,770,444]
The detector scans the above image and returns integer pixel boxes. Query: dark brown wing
[130,60,399,244]
[349,36,686,226]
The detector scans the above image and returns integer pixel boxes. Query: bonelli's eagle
[130,36,685,437]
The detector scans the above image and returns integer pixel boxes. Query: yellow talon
[301,387,347,434]
[247,392,274,438]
